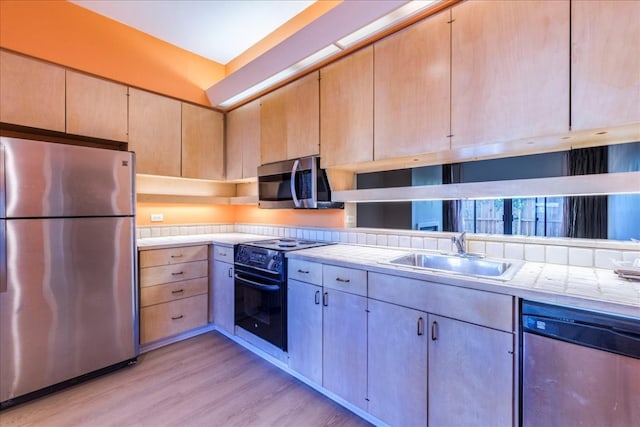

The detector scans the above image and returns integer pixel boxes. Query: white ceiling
[69,0,315,64]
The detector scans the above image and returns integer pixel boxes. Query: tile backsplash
[137,223,640,270]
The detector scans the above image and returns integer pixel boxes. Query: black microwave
[257,156,343,209]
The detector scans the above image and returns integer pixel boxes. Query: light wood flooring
[0,332,371,427]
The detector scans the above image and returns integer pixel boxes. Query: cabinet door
[181,103,224,180]
[0,51,65,132]
[320,46,373,168]
[66,70,128,141]
[374,9,450,160]
[368,299,427,427]
[260,72,319,164]
[572,0,640,130]
[451,0,569,149]
[212,260,235,334]
[287,279,322,384]
[428,314,514,426]
[226,99,260,180]
[128,88,181,176]
[322,289,367,410]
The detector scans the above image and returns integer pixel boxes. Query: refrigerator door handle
[1,220,6,293]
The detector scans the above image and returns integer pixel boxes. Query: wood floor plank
[0,332,370,427]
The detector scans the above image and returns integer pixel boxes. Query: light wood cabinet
[571,0,640,130]
[212,245,235,334]
[428,314,514,426]
[181,102,224,180]
[374,9,451,160]
[368,299,427,427]
[128,88,181,176]
[451,0,569,149]
[320,46,373,168]
[226,99,260,180]
[260,72,319,164]
[287,279,323,384]
[66,70,128,141]
[139,245,209,345]
[0,50,65,132]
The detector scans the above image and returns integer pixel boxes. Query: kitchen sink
[385,252,522,280]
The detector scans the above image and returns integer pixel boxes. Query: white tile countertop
[137,233,273,250]
[286,244,640,319]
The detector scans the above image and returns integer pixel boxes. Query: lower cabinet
[428,314,514,426]
[287,279,323,384]
[287,263,515,426]
[212,245,235,334]
[139,245,209,346]
[322,287,368,410]
[368,299,427,427]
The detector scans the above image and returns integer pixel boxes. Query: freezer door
[0,217,137,402]
[1,137,134,218]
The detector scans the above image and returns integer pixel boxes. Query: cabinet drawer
[288,259,322,285]
[140,277,208,307]
[140,245,208,268]
[323,265,367,296]
[140,294,208,344]
[368,272,514,332]
[213,245,234,263]
[140,260,208,287]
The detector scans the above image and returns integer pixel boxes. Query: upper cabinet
[66,70,128,142]
[320,46,374,169]
[226,99,260,180]
[260,71,319,165]
[374,9,451,160]
[0,51,65,132]
[128,88,182,177]
[571,0,640,131]
[181,102,224,180]
[450,0,570,149]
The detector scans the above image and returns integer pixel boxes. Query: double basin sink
[385,252,522,281]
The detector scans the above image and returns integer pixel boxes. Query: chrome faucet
[451,232,466,255]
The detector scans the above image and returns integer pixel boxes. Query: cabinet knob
[322,292,329,307]
[171,314,184,320]
[298,269,309,274]
[170,254,183,258]
[314,290,320,305]
[171,271,184,276]
[335,277,350,283]
[171,289,184,294]
[431,321,439,341]
[417,317,425,336]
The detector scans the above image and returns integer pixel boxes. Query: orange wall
[137,203,344,229]
[0,0,225,106]
[137,202,236,226]
[235,205,344,228]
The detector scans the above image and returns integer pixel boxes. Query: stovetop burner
[243,238,332,252]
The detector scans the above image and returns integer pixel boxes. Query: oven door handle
[235,273,281,292]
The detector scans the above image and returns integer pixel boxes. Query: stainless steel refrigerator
[0,137,138,407]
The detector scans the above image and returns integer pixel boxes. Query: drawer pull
[171,271,184,276]
[314,290,320,305]
[170,254,183,258]
[171,314,184,320]
[171,289,184,294]
[297,269,310,274]
[218,252,226,257]
[417,317,424,336]
[335,277,350,283]
[322,292,329,307]
[431,321,439,341]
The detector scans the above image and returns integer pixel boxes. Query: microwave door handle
[290,159,301,208]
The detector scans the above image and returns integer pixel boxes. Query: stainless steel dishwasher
[521,300,640,427]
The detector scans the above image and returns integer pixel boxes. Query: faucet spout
[451,232,466,255]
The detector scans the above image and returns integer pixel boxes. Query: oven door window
[234,271,285,350]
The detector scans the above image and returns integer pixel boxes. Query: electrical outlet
[150,213,164,222]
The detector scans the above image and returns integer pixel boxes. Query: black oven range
[234,238,332,351]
